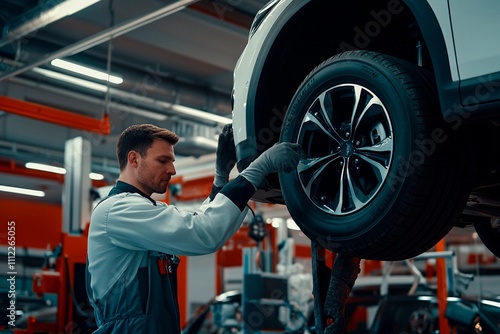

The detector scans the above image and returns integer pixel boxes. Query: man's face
[135,139,176,195]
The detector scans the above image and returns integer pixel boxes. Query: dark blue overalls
[86,183,182,333]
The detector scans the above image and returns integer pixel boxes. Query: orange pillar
[436,238,450,334]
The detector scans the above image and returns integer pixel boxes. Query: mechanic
[86,123,301,333]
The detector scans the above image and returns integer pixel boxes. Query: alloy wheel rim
[295,83,394,215]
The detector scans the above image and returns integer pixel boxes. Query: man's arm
[102,137,301,255]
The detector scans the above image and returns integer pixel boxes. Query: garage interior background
[0,0,308,323]
[0,0,499,330]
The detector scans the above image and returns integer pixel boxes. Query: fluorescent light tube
[4,0,101,44]
[51,58,123,84]
[56,0,102,17]
[90,172,104,180]
[170,104,232,125]
[0,185,45,197]
[26,162,104,180]
[32,67,108,92]
[26,162,66,174]
[27,70,168,120]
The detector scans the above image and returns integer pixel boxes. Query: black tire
[474,220,500,258]
[279,51,473,260]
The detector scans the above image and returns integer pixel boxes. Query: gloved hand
[214,123,237,187]
[240,142,302,190]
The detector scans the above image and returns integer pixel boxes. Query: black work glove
[214,123,237,187]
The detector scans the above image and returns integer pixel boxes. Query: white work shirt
[87,178,252,299]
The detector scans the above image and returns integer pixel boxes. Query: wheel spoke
[357,136,393,154]
[346,164,366,210]
[298,154,339,196]
[356,151,390,180]
[335,162,347,213]
[303,113,343,144]
[301,93,343,144]
[350,84,363,132]
[318,91,343,142]
[356,136,392,179]
[351,89,383,138]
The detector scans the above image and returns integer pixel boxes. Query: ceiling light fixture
[0,185,45,197]
[170,104,232,125]
[26,162,104,180]
[26,162,66,174]
[17,73,168,121]
[51,58,123,84]
[30,69,228,125]
[0,0,101,47]
[32,68,108,92]
[53,0,102,19]
[89,172,105,180]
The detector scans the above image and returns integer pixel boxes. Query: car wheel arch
[251,1,454,155]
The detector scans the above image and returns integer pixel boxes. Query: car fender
[233,0,311,167]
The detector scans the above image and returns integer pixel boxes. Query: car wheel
[279,50,473,260]
[474,219,500,258]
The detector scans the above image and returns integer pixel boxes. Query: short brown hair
[116,124,179,171]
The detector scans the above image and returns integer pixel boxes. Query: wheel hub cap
[341,142,354,157]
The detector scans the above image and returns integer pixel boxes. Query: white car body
[231,0,500,260]
[233,0,500,148]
